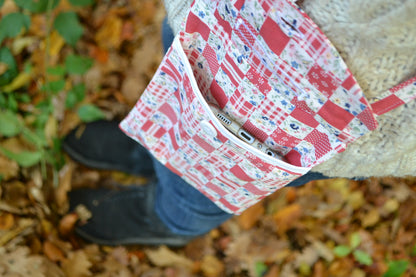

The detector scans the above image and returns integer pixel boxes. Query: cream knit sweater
[163,0,416,178]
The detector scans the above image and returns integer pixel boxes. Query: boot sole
[75,227,193,247]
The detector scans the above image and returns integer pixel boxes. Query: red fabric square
[193,134,216,153]
[311,38,322,51]
[317,101,354,130]
[260,17,290,55]
[306,64,338,97]
[341,74,356,90]
[186,12,211,40]
[159,103,178,123]
[210,79,228,109]
[270,127,302,148]
[214,9,232,35]
[202,45,220,75]
[290,107,319,128]
[356,107,378,131]
[230,165,255,181]
[304,129,332,159]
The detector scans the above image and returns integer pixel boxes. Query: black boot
[69,184,195,246]
[63,120,154,176]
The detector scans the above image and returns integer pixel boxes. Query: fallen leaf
[200,255,224,277]
[0,212,14,230]
[55,162,74,213]
[121,75,146,104]
[61,250,92,277]
[347,190,365,210]
[361,209,380,228]
[0,154,19,181]
[58,213,79,237]
[145,246,193,269]
[381,198,399,216]
[0,246,64,277]
[2,71,32,92]
[237,201,264,230]
[43,240,66,262]
[48,30,65,57]
[95,15,123,50]
[74,204,92,222]
[273,204,302,235]
[264,265,280,277]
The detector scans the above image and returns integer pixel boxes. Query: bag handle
[370,75,416,116]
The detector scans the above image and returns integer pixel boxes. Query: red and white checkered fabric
[120,0,415,214]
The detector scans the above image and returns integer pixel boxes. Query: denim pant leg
[152,157,233,236]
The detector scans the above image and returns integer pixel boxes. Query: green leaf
[0,110,21,136]
[66,83,85,108]
[42,79,65,93]
[254,262,268,277]
[383,260,409,277]
[53,12,83,46]
[334,245,352,257]
[0,12,30,43]
[47,65,66,76]
[350,232,361,249]
[77,104,105,122]
[0,146,42,167]
[0,0,4,8]
[411,244,416,256]
[65,54,93,75]
[13,0,60,13]
[353,250,373,266]
[0,47,18,86]
[69,0,94,6]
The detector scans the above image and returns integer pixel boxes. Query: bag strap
[370,75,416,116]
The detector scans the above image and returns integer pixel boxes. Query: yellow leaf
[48,30,65,57]
[145,245,193,268]
[201,255,225,277]
[362,209,380,227]
[95,16,123,50]
[12,37,36,55]
[273,204,302,235]
[0,62,8,75]
[3,72,32,92]
[61,250,92,277]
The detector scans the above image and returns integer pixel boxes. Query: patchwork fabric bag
[120,0,416,214]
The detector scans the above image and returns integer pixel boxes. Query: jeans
[151,18,330,236]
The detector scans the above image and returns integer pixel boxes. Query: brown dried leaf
[0,213,14,230]
[0,246,63,277]
[237,201,265,230]
[200,255,224,277]
[273,204,302,235]
[0,153,19,181]
[55,162,74,213]
[145,246,193,269]
[121,75,146,104]
[43,240,66,263]
[58,213,79,237]
[264,265,280,277]
[61,250,92,277]
[95,16,123,50]
[361,208,380,228]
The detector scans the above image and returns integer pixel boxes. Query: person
[65,0,416,246]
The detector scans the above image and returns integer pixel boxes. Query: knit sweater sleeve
[163,0,193,35]
[161,0,416,178]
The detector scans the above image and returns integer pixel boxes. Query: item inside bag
[210,105,285,161]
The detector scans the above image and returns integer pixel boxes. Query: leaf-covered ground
[1,0,416,276]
